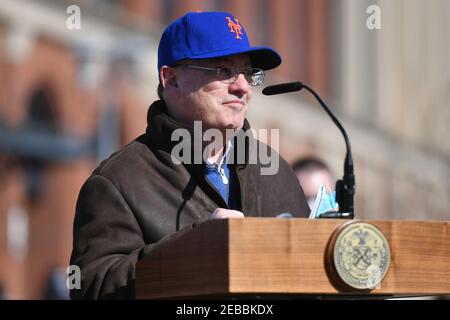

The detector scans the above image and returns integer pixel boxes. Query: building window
[26,90,58,133]
[20,89,58,200]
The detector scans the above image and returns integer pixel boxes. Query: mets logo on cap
[226,17,243,39]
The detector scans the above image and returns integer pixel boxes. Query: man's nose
[228,73,251,96]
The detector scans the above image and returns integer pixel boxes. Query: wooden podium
[135,218,450,299]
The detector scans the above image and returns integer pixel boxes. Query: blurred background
[0,0,448,299]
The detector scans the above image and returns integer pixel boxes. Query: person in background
[292,157,335,210]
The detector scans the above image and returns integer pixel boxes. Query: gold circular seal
[332,222,391,290]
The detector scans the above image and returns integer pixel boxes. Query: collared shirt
[204,140,239,209]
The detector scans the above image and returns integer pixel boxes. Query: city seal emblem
[330,221,391,290]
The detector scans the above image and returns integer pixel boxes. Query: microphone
[262,82,355,219]
[262,82,303,95]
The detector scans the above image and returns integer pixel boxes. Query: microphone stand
[262,82,355,219]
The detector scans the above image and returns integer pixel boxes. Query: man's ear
[160,66,179,89]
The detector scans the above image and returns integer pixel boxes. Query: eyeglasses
[176,65,265,86]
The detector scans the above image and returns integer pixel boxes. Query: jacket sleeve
[69,174,194,299]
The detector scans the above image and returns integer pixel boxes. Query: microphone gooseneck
[262,82,355,219]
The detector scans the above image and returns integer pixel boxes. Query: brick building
[0,0,448,299]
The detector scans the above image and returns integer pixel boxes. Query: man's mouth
[223,100,244,106]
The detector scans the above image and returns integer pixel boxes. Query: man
[70,11,310,299]
[292,157,335,210]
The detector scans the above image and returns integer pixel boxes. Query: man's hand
[209,208,245,220]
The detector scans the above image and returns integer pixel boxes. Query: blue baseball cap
[157,12,282,72]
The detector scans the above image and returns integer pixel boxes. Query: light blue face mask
[309,185,339,219]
